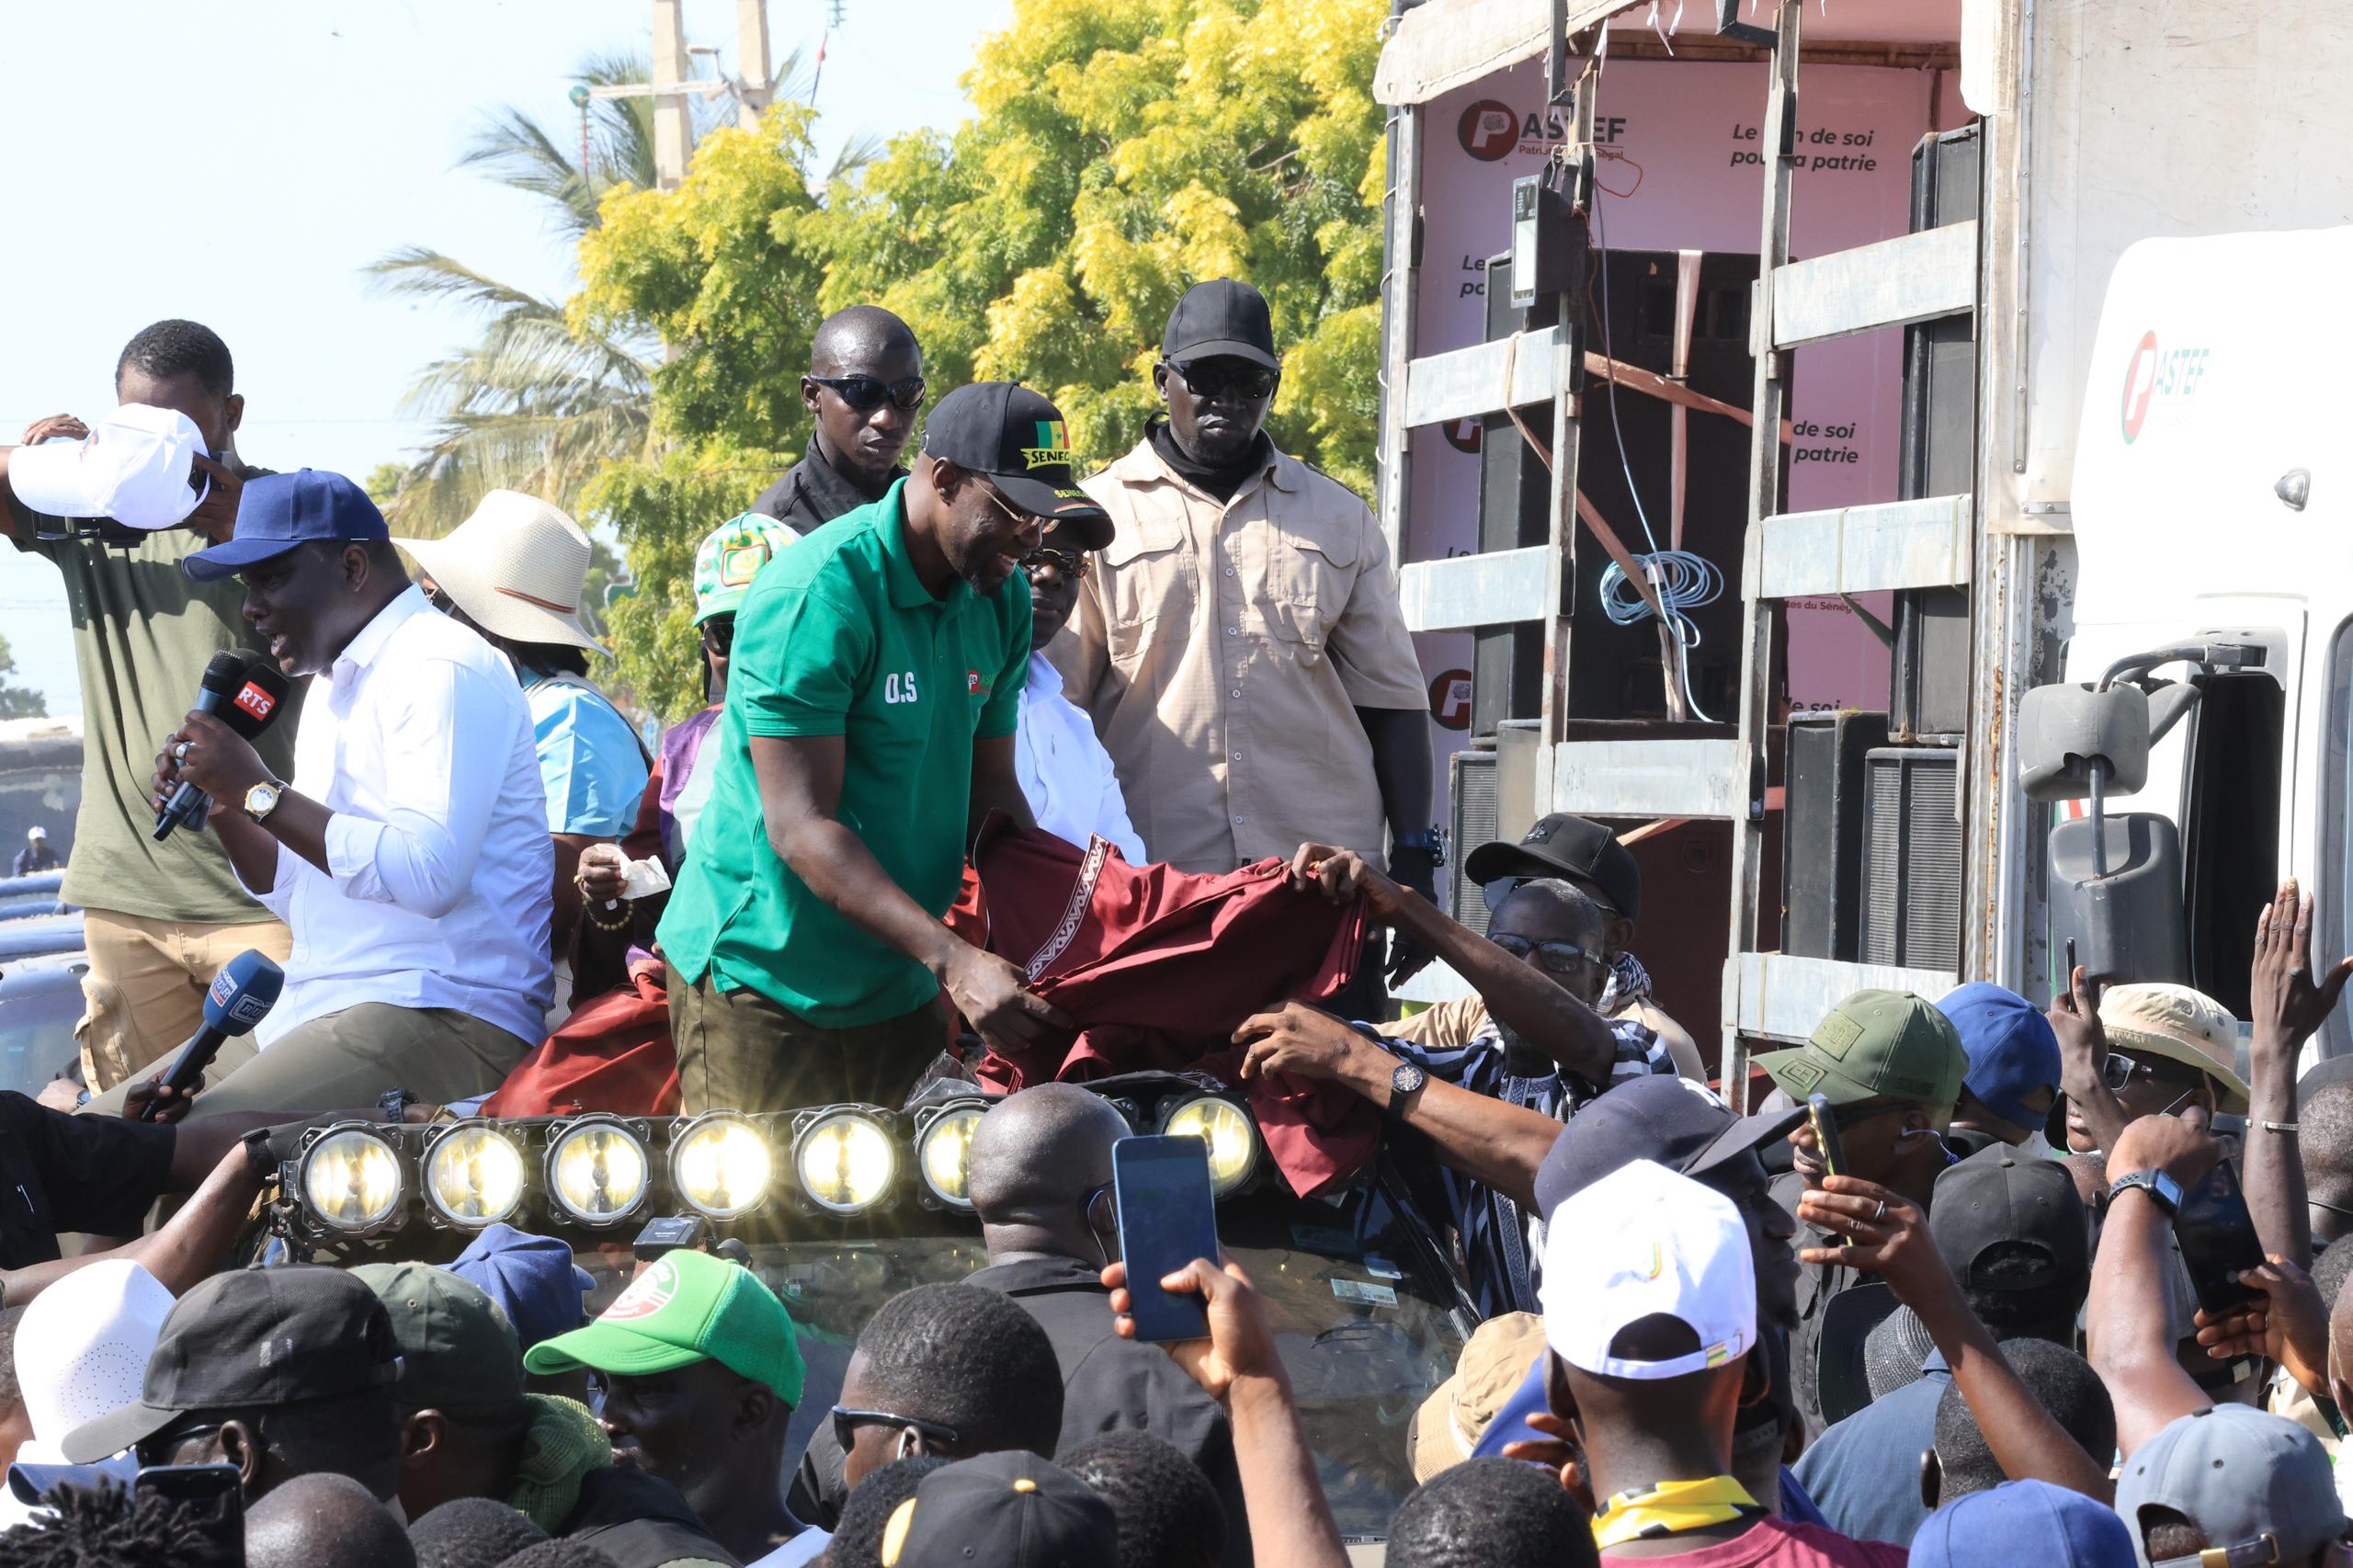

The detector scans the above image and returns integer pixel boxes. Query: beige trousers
[75,907,293,1091]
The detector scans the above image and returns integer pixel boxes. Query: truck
[1367,0,2353,1084]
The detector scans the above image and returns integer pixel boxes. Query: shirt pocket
[1101,514,1193,670]
[1264,520,1361,665]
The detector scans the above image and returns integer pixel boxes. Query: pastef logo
[1020,421,1072,471]
[966,670,995,699]
[1459,99,1519,161]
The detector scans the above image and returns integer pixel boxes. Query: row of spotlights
[294,1093,1262,1237]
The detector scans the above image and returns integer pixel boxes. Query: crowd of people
[0,292,2349,1567]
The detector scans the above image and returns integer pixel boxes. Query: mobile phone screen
[2175,1159,2268,1318]
[1114,1135,1221,1343]
[136,1463,243,1566]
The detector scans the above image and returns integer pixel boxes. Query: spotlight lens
[795,1113,896,1214]
[549,1121,650,1222]
[672,1115,774,1221]
[424,1124,528,1226]
[916,1105,986,1208]
[302,1129,404,1232]
[1164,1097,1256,1196]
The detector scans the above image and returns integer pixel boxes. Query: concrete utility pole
[651,0,693,189]
[735,0,773,129]
[595,2,779,189]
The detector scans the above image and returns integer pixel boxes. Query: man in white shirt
[1016,516,1144,862]
[111,469,552,1120]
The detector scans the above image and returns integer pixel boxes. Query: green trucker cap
[1757,989,1969,1128]
[352,1261,525,1411]
[523,1250,805,1407]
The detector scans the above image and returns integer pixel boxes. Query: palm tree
[369,47,875,537]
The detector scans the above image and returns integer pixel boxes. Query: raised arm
[2086,1113,2222,1454]
[2245,880,2353,1267]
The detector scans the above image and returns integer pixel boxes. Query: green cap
[352,1261,524,1411]
[1757,989,1969,1128]
[522,1250,805,1407]
[693,513,798,625]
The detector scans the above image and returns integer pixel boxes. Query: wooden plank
[1770,221,1978,348]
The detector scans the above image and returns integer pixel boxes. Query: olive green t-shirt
[14,523,301,923]
[656,480,1030,1027]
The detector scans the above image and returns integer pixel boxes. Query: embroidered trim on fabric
[1028,836,1110,981]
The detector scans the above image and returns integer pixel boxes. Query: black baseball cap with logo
[62,1265,402,1463]
[923,381,1112,548]
[1463,812,1643,919]
[1162,278,1279,370]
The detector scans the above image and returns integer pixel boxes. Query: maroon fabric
[483,965,681,1119]
[964,822,1378,1197]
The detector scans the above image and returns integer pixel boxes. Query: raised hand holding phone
[1112,1135,1221,1343]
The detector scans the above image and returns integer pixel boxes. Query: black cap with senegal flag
[922,381,1114,549]
[1756,988,1969,1130]
[881,1451,1117,1568]
[522,1248,805,1407]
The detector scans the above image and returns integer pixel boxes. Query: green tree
[0,635,48,721]
[573,0,1390,719]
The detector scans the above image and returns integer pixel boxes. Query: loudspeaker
[1449,743,1500,932]
[1474,254,1555,738]
[1859,746,1962,968]
[1782,710,1890,960]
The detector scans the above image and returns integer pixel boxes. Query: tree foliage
[574,0,1391,721]
[0,635,48,721]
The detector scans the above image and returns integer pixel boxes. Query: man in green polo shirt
[658,381,1106,1114]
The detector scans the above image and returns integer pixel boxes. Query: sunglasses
[1165,358,1279,402]
[1021,545,1092,580]
[832,1405,961,1455]
[701,618,734,653]
[978,484,1045,533]
[809,374,927,413]
[1488,933,1602,975]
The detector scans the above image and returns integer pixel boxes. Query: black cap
[62,1266,401,1463]
[1162,279,1279,370]
[923,382,1112,548]
[880,1451,1117,1568]
[1463,813,1643,919]
[1927,1144,2091,1293]
[1532,1074,1804,1220]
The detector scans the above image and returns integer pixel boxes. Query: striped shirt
[1370,1011,1673,1318]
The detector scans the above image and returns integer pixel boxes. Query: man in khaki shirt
[1054,280,1439,969]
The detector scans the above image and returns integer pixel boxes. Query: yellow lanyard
[1593,1474,1766,1550]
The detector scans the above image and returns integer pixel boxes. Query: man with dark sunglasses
[1052,279,1436,984]
[751,305,925,534]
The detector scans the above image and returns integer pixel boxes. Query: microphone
[153,649,293,842]
[138,949,285,1120]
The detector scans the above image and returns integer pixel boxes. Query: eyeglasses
[1165,358,1279,402]
[701,618,734,653]
[422,581,456,615]
[1082,1181,1117,1233]
[978,484,1044,534]
[1488,933,1602,975]
[1022,546,1092,581]
[832,1405,961,1455]
[809,374,926,413]
[136,1420,222,1468]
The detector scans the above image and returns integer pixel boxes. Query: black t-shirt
[0,1091,175,1269]
[563,1461,742,1568]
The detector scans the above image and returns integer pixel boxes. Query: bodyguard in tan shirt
[1052,281,1438,935]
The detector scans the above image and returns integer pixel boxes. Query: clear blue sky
[2,0,1010,716]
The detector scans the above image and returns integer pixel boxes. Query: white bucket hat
[14,1259,176,1462]
[7,404,210,530]
[393,489,599,652]
[1539,1158,1756,1381]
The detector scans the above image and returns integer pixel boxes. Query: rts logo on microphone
[233,683,277,722]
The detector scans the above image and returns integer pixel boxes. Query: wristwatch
[1394,827,1447,868]
[243,778,289,825]
[2107,1168,2184,1216]
[1384,1059,1428,1121]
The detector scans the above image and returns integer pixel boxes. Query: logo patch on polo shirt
[967,669,993,698]
[1020,420,1072,470]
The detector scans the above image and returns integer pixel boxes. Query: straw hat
[2097,982,2251,1113]
[1406,1310,1548,1481]
[393,490,599,652]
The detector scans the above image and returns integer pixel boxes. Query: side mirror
[2018,682,2150,801]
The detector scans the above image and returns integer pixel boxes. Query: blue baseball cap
[443,1222,595,1352]
[183,468,389,583]
[1937,983,2062,1132]
[1911,1481,2136,1568]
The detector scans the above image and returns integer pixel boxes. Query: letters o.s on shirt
[883,670,920,705]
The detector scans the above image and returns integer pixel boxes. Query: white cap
[1537,1158,1756,1380]
[12,1259,175,1462]
[22,827,40,841]
[6,404,210,530]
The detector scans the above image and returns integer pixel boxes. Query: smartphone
[136,1462,242,1565]
[1113,1135,1221,1343]
[2065,937,2078,989]
[1805,1094,1851,1247]
[2174,1158,2268,1319]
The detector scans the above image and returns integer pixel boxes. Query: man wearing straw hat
[393,492,649,970]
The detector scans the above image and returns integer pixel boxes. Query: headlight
[794,1109,897,1215]
[546,1118,652,1226]
[1162,1095,1259,1197]
[300,1125,406,1233]
[669,1113,775,1221]
[915,1102,988,1210]
[422,1123,529,1228]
